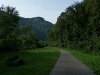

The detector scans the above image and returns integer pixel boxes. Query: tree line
[47,0,100,53]
[0,5,43,52]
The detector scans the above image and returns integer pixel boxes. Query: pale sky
[0,0,83,24]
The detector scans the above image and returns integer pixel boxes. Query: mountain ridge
[18,17,54,41]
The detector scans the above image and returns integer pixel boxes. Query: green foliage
[0,5,20,51]
[0,48,60,75]
[0,5,45,51]
[47,1,100,53]
[20,31,37,50]
[0,38,21,51]
[36,41,44,48]
[0,5,19,38]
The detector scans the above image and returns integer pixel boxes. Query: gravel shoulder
[49,49,96,75]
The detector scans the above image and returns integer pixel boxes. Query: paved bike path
[49,50,95,75]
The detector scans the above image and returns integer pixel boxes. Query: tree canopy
[0,5,44,51]
[47,0,100,53]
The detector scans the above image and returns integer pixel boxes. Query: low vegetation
[0,48,60,75]
[64,48,100,75]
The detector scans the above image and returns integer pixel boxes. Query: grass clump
[0,48,60,75]
[64,48,100,75]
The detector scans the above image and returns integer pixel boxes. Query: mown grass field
[64,48,100,75]
[0,48,60,75]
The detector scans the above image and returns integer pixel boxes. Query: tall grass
[64,48,100,75]
[0,48,60,75]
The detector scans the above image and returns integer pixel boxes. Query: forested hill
[18,17,54,40]
[47,0,100,53]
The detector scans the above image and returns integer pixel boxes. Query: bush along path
[49,49,95,75]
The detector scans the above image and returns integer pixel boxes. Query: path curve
[49,49,95,75]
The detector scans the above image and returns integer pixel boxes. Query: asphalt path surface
[49,49,96,75]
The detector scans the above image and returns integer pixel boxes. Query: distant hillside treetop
[18,17,54,41]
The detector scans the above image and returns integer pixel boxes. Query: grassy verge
[0,48,60,75]
[64,48,100,75]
